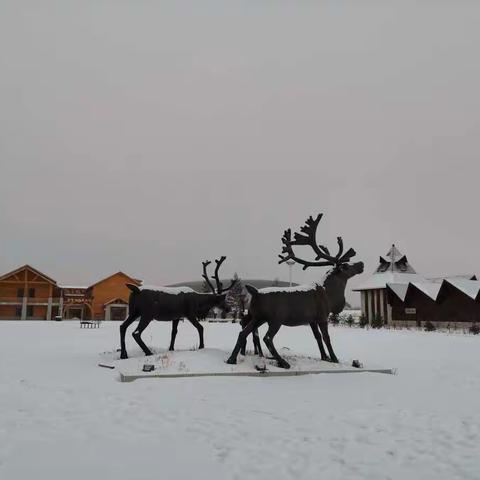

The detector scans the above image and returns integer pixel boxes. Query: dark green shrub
[424,320,436,332]
[329,313,340,325]
[469,323,480,335]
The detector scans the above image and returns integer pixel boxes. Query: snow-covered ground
[1,321,479,480]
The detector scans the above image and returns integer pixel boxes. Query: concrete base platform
[101,347,396,383]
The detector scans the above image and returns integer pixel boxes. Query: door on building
[65,307,83,320]
[110,306,128,321]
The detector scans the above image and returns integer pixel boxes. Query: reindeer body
[120,256,236,360]
[119,285,227,359]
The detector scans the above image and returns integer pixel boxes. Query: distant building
[0,265,141,320]
[354,246,479,326]
[353,245,422,324]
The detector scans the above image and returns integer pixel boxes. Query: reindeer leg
[318,322,339,363]
[120,313,138,359]
[169,319,180,351]
[186,316,204,349]
[240,336,247,356]
[263,323,290,369]
[132,315,154,356]
[227,318,260,364]
[310,322,330,361]
[253,328,263,357]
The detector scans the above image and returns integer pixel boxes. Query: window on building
[15,306,22,317]
[28,288,35,298]
[27,306,34,318]
[17,288,24,298]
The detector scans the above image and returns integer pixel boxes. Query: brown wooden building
[0,265,62,320]
[0,265,141,320]
[354,246,479,326]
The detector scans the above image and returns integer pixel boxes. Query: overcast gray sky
[1,1,479,305]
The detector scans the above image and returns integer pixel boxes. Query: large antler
[202,261,217,293]
[278,214,356,270]
[212,256,237,294]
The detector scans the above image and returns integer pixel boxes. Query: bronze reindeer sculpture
[227,214,364,369]
[120,257,236,359]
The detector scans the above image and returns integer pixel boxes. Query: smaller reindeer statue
[120,257,236,359]
[227,214,364,369]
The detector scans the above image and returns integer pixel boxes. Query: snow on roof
[386,283,409,301]
[353,272,425,291]
[139,285,197,294]
[445,278,480,300]
[427,274,477,283]
[409,282,442,301]
[259,284,318,294]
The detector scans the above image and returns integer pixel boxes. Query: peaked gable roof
[437,278,480,302]
[87,271,142,289]
[0,264,57,285]
[405,282,441,302]
[386,283,409,302]
[353,271,425,291]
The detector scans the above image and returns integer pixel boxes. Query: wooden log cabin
[0,265,141,320]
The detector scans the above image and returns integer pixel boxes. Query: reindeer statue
[227,214,364,369]
[119,256,236,359]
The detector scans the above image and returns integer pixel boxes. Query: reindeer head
[278,213,364,277]
[201,256,237,313]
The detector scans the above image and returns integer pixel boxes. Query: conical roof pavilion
[375,244,416,274]
[353,244,423,291]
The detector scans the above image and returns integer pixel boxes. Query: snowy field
[1,321,479,480]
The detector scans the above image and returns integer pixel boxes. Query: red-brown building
[0,265,141,320]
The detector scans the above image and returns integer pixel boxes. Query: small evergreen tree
[226,273,246,318]
[371,313,384,329]
[346,314,354,326]
[359,314,369,328]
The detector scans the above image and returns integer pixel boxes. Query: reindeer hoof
[321,355,331,362]
[120,353,128,360]
[168,347,174,351]
[330,356,339,364]
[199,345,204,350]
[277,360,291,369]
[226,357,237,365]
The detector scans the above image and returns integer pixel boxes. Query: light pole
[286,260,295,287]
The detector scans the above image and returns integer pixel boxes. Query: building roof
[375,245,416,274]
[354,244,420,291]
[353,271,425,291]
[407,282,442,301]
[442,278,480,301]
[0,264,57,285]
[386,283,409,302]
[427,274,477,283]
[87,271,142,289]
